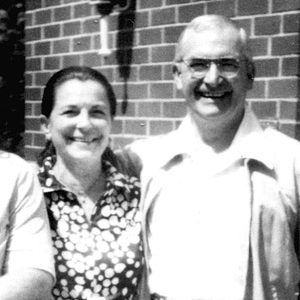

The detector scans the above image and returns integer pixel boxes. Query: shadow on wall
[295,21,300,141]
[115,0,136,114]
[0,1,24,155]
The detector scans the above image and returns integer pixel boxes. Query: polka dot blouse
[38,154,144,300]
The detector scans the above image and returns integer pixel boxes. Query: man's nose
[202,63,222,87]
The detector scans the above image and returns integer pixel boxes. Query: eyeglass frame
[178,57,243,79]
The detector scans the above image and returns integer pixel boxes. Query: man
[0,151,55,299]
[130,15,300,299]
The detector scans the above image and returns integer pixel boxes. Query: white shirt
[0,151,54,278]
[130,107,295,299]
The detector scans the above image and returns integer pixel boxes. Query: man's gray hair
[174,15,255,81]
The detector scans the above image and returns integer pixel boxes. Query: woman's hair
[41,65,116,118]
[38,66,117,165]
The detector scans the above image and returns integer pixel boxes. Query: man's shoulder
[263,128,300,153]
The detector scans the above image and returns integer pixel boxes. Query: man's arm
[0,269,53,300]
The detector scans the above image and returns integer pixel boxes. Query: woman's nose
[76,111,92,129]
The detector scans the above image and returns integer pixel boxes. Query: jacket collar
[156,106,275,171]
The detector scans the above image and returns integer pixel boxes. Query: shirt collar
[38,154,133,194]
[158,106,274,170]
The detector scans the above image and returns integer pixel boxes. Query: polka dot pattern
[38,155,143,300]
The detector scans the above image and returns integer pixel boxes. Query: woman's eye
[62,110,77,116]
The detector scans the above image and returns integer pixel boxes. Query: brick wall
[25,0,300,160]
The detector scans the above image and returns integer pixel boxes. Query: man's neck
[189,110,244,153]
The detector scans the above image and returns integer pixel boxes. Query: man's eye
[190,60,208,70]
[220,59,239,70]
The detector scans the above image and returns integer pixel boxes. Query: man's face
[175,26,253,127]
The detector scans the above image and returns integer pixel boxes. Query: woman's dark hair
[38,66,117,166]
[41,65,116,118]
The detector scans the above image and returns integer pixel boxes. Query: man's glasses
[180,58,241,79]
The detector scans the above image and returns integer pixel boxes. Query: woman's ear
[173,63,183,90]
[40,115,51,140]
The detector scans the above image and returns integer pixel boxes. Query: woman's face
[42,79,112,163]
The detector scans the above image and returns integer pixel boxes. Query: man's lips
[194,89,232,100]
[69,136,102,144]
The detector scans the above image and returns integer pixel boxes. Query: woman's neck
[53,156,103,196]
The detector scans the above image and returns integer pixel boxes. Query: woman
[37,66,145,300]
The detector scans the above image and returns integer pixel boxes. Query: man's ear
[40,115,51,140]
[246,60,255,90]
[173,63,183,90]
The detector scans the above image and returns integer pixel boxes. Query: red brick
[26,117,41,131]
[273,0,300,12]
[26,27,41,41]
[73,36,91,51]
[251,101,277,119]
[32,102,42,117]
[54,6,71,22]
[94,67,114,83]
[35,9,52,25]
[280,101,300,120]
[26,12,33,27]
[254,58,279,77]
[34,41,51,55]
[126,83,149,99]
[34,133,46,147]
[63,21,81,36]
[272,35,299,55]
[83,18,100,34]
[233,18,252,37]
[283,13,300,33]
[164,25,185,44]
[150,82,173,99]
[254,16,280,36]
[26,58,41,71]
[207,0,235,17]
[163,101,186,118]
[248,37,268,56]
[150,120,173,135]
[140,65,162,81]
[152,45,175,63]
[35,72,52,86]
[44,24,60,39]
[27,49,34,62]
[279,123,300,141]
[163,64,174,80]
[74,3,91,18]
[45,0,61,7]
[269,78,299,98]
[124,120,147,135]
[282,57,300,76]
[166,0,190,4]
[26,0,42,11]
[44,56,60,70]
[115,99,135,117]
[151,7,176,26]
[247,80,266,99]
[53,39,70,54]
[237,0,268,16]
[25,103,33,116]
[26,74,33,86]
[178,4,205,23]
[139,28,162,46]
[24,147,40,162]
[135,11,149,28]
[62,54,81,67]
[111,120,123,134]
[24,132,33,146]
[82,52,102,67]
[131,48,149,64]
[140,0,163,8]
[116,66,138,82]
[137,102,161,117]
